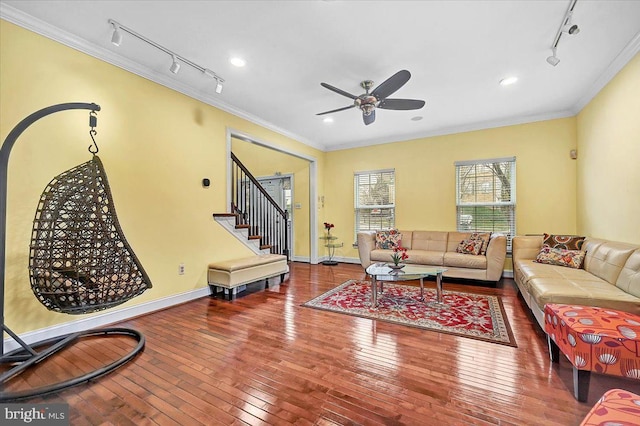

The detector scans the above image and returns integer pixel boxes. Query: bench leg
[547,335,560,363]
[573,367,590,402]
[280,273,286,283]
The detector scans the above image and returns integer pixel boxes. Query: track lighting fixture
[546,48,560,66]
[169,55,180,74]
[107,19,225,93]
[546,0,580,67]
[562,12,580,35]
[110,22,123,47]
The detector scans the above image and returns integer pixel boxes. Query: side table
[319,235,342,265]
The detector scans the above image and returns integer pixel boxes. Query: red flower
[323,222,335,231]
[391,245,409,265]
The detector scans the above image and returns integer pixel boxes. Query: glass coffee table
[365,263,448,307]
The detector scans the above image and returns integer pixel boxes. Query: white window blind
[455,157,516,251]
[354,169,395,239]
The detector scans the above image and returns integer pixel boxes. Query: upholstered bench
[208,254,288,300]
[544,303,640,401]
[579,389,640,425]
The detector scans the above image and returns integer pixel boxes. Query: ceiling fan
[317,70,425,125]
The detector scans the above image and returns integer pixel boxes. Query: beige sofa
[357,230,507,282]
[513,236,640,329]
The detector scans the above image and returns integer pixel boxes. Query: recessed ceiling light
[499,76,518,86]
[411,116,423,121]
[323,117,334,123]
[229,57,246,67]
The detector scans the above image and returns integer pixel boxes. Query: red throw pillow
[456,238,483,255]
[535,246,586,269]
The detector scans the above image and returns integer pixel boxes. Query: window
[455,157,516,251]
[354,169,395,240]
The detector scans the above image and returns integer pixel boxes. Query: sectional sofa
[357,230,507,282]
[512,235,640,329]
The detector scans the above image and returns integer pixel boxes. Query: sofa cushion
[456,238,483,255]
[411,231,448,252]
[370,249,395,263]
[470,232,491,254]
[534,247,585,269]
[584,240,637,285]
[514,259,595,294]
[398,230,413,249]
[406,250,444,266]
[616,249,640,298]
[444,252,487,269]
[542,233,586,250]
[528,277,640,316]
[375,229,402,250]
[446,232,471,252]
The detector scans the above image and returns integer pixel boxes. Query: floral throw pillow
[456,238,483,255]
[535,246,586,269]
[470,232,491,255]
[375,229,402,250]
[542,233,586,251]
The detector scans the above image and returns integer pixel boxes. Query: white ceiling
[2,1,640,151]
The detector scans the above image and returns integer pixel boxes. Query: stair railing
[230,153,289,260]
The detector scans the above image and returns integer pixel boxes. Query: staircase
[213,153,289,260]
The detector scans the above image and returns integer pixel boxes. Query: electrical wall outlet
[178,263,185,275]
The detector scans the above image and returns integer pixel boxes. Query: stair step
[260,245,272,250]
[212,213,239,218]
[235,224,250,229]
[248,235,261,240]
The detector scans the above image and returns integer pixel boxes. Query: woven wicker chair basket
[28,155,152,314]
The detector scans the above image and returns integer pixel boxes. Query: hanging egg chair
[0,103,151,401]
[29,155,152,314]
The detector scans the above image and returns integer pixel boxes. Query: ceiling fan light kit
[108,19,225,93]
[547,0,580,67]
[317,70,425,125]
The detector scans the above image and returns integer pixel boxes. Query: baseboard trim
[2,287,210,353]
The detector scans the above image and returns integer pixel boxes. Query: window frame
[354,168,396,242]
[454,157,516,251]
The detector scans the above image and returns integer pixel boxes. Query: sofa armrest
[485,235,507,282]
[512,236,543,263]
[357,231,377,268]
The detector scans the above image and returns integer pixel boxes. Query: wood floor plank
[3,262,638,425]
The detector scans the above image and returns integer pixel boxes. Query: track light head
[215,79,223,94]
[562,12,580,35]
[111,24,123,47]
[546,48,560,66]
[170,56,180,74]
[562,23,580,35]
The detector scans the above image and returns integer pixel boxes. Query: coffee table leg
[436,272,443,303]
[419,277,425,301]
[371,276,378,307]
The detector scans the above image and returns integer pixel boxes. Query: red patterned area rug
[303,280,517,347]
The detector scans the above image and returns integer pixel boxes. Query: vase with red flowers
[389,246,409,269]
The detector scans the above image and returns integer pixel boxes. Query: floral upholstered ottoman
[579,389,640,425]
[544,304,640,402]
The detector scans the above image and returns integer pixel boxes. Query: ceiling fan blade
[316,105,355,115]
[371,70,411,100]
[363,110,375,126]
[378,98,426,110]
[321,82,358,100]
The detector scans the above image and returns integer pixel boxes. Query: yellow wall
[576,53,640,244]
[230,138,312,258]
[0,21,322,334]
[325,118,578,260]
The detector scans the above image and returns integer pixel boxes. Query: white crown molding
[2,286,210,352]
[0,4,325,152]
[571,30,640,114]
[326,109,576,151]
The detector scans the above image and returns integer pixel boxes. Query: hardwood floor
[4,262,638,425]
